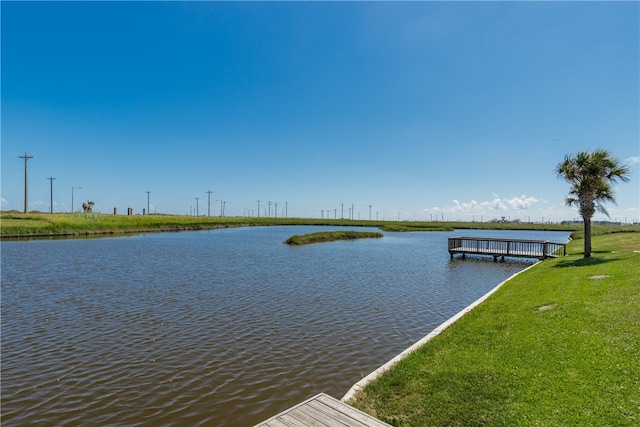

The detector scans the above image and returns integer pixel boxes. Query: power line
[47,176,56,213]
[146,191,151,215]
[206,190,213,217]
[19,152,34,213]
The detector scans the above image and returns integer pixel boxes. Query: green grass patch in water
[284,230,384,246]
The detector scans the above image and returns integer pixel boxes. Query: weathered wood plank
[254,393,391,427]
[315,394,391,427]
[264,419,293,427]
[296,404,345,426]
[306,400,370,427]
[285,409,327,427]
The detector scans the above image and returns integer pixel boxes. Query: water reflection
[1,227,569,426]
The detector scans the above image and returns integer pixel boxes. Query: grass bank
[284,230,384,245]
[347,231,640,426]
[1,211,586,239]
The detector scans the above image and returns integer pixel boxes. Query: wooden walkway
[448,236,566,262]
[254,393,391,427]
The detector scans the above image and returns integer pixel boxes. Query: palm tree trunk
[583,217,592,258]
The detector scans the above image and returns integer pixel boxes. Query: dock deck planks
[254,393,391,427]
[448,236,566,261]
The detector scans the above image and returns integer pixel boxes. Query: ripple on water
[1,227,569,426]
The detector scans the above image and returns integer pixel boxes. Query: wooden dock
[254,393,391,427]
[448,236,566,262]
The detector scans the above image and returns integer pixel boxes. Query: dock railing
[448,237,566,261]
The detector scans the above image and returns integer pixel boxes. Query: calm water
[1,226,569,426]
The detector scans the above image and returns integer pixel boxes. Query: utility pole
[274,202,278,218]
[369,205,372,221]
[146,191,151,215]
[19,152,34,213]
[206,190,213,217]
[351,204,354,220]
[72,186,82,213]
[257,200,261,217]
[268,201,272,217]
[341,203,344,219]
[47,176,56,213]
[285,201,288,218]
[195,197,200,216]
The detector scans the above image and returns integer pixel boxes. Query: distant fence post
[128,208,133,216]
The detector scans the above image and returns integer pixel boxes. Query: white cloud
[625,156,640,165]
[428,194,539,216]
[1,197,7,207]
[487,197,507,211]
[452,199,481,212]
[506,195,539,210]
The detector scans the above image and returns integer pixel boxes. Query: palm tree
[82,200,95,213]
[556,149,630,258]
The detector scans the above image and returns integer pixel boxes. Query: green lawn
[348,232,640,426]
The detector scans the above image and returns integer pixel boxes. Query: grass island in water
[284,230,384,246]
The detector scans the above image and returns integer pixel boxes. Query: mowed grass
[348,232,640,426]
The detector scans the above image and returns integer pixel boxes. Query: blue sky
[2,1,638,222]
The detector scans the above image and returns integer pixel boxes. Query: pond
[1,226,570,426]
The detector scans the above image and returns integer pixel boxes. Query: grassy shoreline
[0,211,595,240]
[347,231,640,426]
[3,212,638,424]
